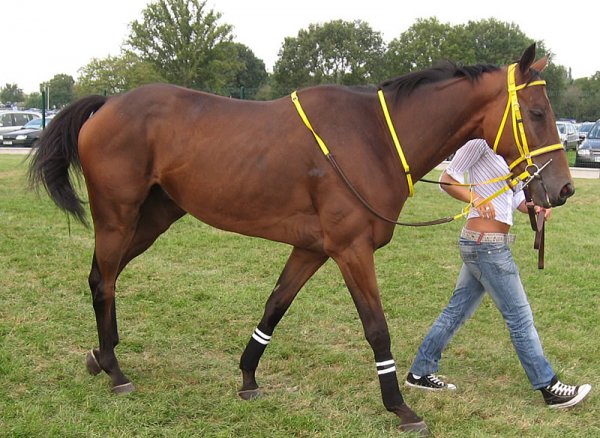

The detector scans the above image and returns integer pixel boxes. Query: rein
[291,64,560,232]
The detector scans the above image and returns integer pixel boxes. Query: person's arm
[440,170,496,219]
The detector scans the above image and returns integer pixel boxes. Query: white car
[556,120,578,151]
[0,110,41,134]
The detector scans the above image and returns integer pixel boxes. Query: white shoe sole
[405,380,457,391]
[548,384,592,409]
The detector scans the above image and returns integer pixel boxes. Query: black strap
[524,188,545,269]
[326,155,455,227]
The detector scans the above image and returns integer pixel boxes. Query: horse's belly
[160,169,324,249]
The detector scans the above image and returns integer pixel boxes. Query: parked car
[577,121,595,141]
[0,110,41,134]
[0,116,52,147]
[575,121,600,168]
[556,121,579,150]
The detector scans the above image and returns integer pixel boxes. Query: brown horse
[29,44,573,434]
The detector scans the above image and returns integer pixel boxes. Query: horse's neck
[400,82,497,180]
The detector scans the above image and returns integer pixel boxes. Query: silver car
[556,120,579,151]
[0,110,41,134]
[575,121,600,168]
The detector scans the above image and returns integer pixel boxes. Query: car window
[24,118,43,129]
[588,123,600,139]
[580,123,594,134]
[0,113,13,126]
[567,124,576,135]
[14,114,31,126]
[557,124,565,134]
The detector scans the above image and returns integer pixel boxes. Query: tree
[0,83,25,104]
[460,18,539,65]
[384,18,539,77]
[24,92,43,110]
[76,53,165,96]
[126,0,239,91]
[222,42,268,99]
[569,75,600,121]
[40,74,75,108]
[542,63,568,117]
[272,20,386,95]
[384,18,456,75]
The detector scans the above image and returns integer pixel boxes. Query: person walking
[405,139,591,409]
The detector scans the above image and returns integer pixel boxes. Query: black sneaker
[540,377,591,409]
[405,372,457,391]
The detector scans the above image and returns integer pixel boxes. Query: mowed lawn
[0,154,598,437]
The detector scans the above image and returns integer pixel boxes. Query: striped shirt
[445,139,525,226]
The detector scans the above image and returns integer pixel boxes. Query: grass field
[1,154,598,437]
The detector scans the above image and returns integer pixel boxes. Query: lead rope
[523,184,546,269]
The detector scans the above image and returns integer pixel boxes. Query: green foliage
[272,20,386,95]
[40,74,75,109]
[0,83,24,104]
[565,75,600,121]
[126,0,239,91]
[385,17,457,75]
[384,17,537,77]
[222,42,269,99]
[1,154,599,436]
[460,18,541,65]
[23,92,43,109]
[76,52,166,96]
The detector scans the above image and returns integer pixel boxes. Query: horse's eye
[530,108,544,120]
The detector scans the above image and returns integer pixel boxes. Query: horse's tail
[28,95,108,225]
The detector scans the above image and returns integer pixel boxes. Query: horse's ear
[532,57,548,72]
[518,43,536,72]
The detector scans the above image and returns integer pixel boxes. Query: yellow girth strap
[377,90,414,197]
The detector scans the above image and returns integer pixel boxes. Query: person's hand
[535,206,552,221]
[473,198,495,220]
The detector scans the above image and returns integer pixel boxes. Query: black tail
[28,95,108,225]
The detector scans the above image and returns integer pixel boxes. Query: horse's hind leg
[87,186,185,393]
[239,247,328,399]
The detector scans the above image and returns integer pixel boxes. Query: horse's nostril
[560,183,575,199]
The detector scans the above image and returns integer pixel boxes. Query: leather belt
[460,228,516,244]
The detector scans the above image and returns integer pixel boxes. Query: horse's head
[482,44,574,208]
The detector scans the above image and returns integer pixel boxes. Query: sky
[3,0,598,94]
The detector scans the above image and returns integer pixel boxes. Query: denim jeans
[410,237,555,389]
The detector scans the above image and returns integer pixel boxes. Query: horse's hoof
[399,421,429,436]
[238,388,262,400]
[112,382,136,395]
[85,350,102,375]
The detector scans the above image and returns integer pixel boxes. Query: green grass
[567,149,576,167]
[1,154,598,437]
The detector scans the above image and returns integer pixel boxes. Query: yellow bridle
[493,63,564,168]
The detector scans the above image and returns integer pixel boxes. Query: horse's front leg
[333,241,428,435]
[239,247,327,399]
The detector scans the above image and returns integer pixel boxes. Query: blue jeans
[410,238,555,389]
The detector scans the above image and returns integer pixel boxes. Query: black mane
[380,62,500,101]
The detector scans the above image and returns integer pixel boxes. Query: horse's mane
[380,62,501,102]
